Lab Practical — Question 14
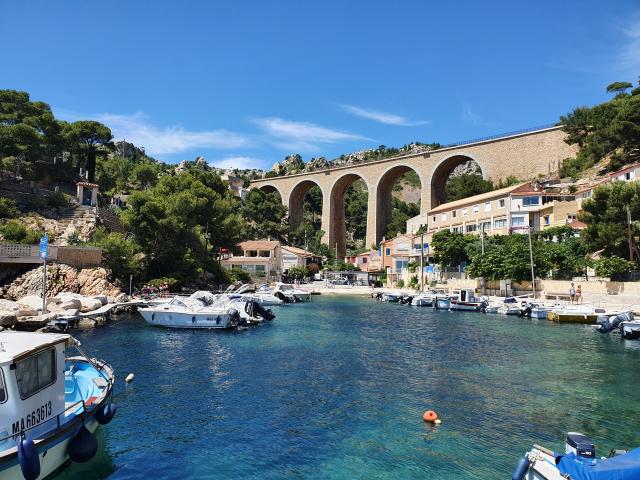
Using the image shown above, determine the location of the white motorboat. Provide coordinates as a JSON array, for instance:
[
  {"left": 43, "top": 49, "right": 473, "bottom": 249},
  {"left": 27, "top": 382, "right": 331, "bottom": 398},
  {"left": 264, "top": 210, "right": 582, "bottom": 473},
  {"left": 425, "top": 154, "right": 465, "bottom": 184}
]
[
  {"left": 530, "top": 303, "right": 564, "bottom": 319},
  {"left": 272, "top": 283, "right": 311, "bottom": 303},
  {"left": 0, "top": 332, "right": 116, "bottom": 480},
  {"left": 382, "top": 292, "right": 403, "bottom": 303},
  {"left": 433, "top": 295, "right": 451, "bottom": 310},
  {"left": 621, "top": 320, "right": 640, "bottom": 340},
  {"left": 512, "top": 432, "right": 640, "bottom": 480},
  {"left": 411, "top": 289, "right": 448, "bottom": 307},
  {"left": 449, "top": 289, "right": 482, "bottom": 311},
  {"left": 235, "top": 284, "right": 284, "bottom": 306},
  {"left": 139, "top": 292, "right": 241, "bottom": 329}
]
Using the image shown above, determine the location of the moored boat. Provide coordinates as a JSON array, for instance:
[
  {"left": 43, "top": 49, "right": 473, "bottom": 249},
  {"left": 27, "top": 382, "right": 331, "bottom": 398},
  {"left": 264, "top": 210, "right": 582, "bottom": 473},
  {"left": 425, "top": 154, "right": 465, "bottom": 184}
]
[
  {"left": 449, "top": 288, "right": 482, "bottom": 311},
  {"left": 433, "top": 295, "right": 451, "bottom": 310},
  {"left": 272, "top": 283, "right": 311, "bottom": 303},
  {"left": 547, "top": 305, "right": 610, "bottom": 324},
  {"left": 0, "top": 332, "right": 116, "bottom": 480},
  {"left": 139, "top": 292, "right": 241, "bottom": 329},
  {"left": 512, "top": 432, "right": 640, "bottom": 480},
  {"left": 620, "top": 319, "right": 640, "bottom": 340}
]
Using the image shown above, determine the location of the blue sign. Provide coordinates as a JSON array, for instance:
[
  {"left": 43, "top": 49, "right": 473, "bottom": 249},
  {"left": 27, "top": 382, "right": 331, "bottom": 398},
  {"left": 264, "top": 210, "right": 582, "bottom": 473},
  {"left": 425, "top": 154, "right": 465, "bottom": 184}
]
[
  {"left": 426, "top": 265, "right": 434, "bottom": 273},
  {"left": 39, "top": 235, "right": 49, "bottom": 259}
]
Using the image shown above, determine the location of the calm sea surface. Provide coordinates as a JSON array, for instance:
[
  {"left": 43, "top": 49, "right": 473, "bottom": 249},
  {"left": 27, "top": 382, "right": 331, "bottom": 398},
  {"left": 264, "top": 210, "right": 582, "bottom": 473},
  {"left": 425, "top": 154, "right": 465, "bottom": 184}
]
[{"left": 56, "top": 296, "right": 640, "bottom": 479}]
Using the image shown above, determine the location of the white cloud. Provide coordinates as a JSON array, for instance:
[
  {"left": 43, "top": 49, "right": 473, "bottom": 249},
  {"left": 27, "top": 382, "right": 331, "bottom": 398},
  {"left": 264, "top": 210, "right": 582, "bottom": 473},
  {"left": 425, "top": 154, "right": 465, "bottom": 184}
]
[
  {"left": 339, "top": 104, "right": 429, "bottom": 126},
  {"left": 57, "top": 110, "right": 250, "bottom": 156},
  {"left": 209, "top": 156, "right": 267, "bottom": 170},
  {"left": 252, "top": 117, "right": 371, "bottom": 152},
  {"left": 617, "top": 15, "right": 640, "bottom": 74}
]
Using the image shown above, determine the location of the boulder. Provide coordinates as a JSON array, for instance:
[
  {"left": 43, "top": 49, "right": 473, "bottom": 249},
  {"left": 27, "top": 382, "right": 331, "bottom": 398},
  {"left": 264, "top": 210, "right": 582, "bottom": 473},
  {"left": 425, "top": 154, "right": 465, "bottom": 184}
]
[
  {"left": 0, "top": 311, "right": 17, "bottom": 327},
  {"left": 17, "top": 295, "right": 45, "bottom": 311},
  {"left": 16, "top": 308, "right": 39, "bottom": 318},
  {"left": 0, "top": 300, "right": 20, "bottom": 313},
  {"left": 92, "top": 295, "right": 108, "bottom": 306},
  {"left": 17, "top": 312, "right": 58, "bottom": 330}
]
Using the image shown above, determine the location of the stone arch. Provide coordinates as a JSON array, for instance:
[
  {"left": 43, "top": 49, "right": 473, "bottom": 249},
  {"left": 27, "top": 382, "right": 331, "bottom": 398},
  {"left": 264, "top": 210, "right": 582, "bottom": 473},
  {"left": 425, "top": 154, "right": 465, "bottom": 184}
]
[
  {"left": 288, "top": 179, "right": 323, "bottom": 230},
  {"left": 375, "top": 164, "right": 423, "bottom": 244},
  {"left": 329, "top": 173, "right": 370, "bottom": 259},
  {"left": 257, "top": 183, "right": 283, "bottom": 198},
  {"left": 429, "top": 153, "right": 485, "bottom": 208}
]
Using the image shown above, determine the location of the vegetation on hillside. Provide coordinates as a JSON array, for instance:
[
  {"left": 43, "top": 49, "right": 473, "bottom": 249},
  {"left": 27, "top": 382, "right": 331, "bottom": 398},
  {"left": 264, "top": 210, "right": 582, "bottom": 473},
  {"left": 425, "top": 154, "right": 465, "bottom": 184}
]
[{"left": 560, "top": 79, "right": 640, "bottom": 178}]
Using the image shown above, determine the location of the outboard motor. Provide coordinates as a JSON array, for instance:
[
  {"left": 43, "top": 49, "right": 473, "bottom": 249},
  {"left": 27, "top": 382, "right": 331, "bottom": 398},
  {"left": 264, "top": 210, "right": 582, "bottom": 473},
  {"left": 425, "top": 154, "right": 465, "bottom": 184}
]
[
  {"left": 228, "top": 307, "right": 243, "bottom": 327},
  {"left": 246, "top": 300, "right": 276, "bottom": 321},
  {"left": 479, "top": 299, "right": 489, "bottom": 313},
  {"left": 519, "top": 303, "right": 533, "bottom": 318},
  {"left": 274, "top": 291, "right": 290, "bottom": 303},
  {"left": 565, "top": 432, "right": 596, "bottom": 460},
  {"left": 597, "top": 311, "right": 633, "bottom": 333}
]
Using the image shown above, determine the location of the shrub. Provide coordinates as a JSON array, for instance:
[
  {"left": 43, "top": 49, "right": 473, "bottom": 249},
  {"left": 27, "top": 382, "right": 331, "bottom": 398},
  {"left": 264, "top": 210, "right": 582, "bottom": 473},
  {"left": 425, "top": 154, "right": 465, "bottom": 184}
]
[
  {"left": 396, "top": 279, "right": 405, "bottom": 288},
  {"left": 0, "top": 198, "right": 19, "bottom": 219},
  {"left": 228, "top": 268, "right": 251, "bottom": 283},
  {"left": 46, "top": 191, "right": 70, "bottom": 208},
  {"left": 0, "top": 220, "right": 43, "bottom": 244},
  {"left": 148, "top": 277, "right": 179, "bottom": 289},
  {"left": 595, "top": 256, "right": 634, "bottom": 280},
  {"left": 306, "top": 262, "right": 320, "bottom": 275}
]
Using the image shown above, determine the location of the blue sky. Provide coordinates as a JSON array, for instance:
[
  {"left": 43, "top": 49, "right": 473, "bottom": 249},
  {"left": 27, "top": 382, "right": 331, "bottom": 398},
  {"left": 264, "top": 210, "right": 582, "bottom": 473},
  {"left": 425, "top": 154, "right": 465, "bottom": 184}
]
[{"left": 1, "top": 0, "right": 639, "bottom": 170}]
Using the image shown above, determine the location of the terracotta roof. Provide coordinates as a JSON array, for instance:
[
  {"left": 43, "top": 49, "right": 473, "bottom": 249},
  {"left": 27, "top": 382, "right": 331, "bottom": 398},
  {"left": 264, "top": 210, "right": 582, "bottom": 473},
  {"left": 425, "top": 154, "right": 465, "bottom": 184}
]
[
  {"left": 281, "top": 245, "right": 315, "bottom": 257},
  {"left": 77, "top": 181, "right": 99, "bottom": 188},
  {"left": 608, "top": 162, "right": 640, "bottom": 177},
  {"left": 428, "top": 184, "right": 525, "bottom": 214},
  {"left": 568, "top": 219, "right": 588, "bottom": 229},
  {"left": 238, "top": 240, "right": 279, "bottom": 251}
]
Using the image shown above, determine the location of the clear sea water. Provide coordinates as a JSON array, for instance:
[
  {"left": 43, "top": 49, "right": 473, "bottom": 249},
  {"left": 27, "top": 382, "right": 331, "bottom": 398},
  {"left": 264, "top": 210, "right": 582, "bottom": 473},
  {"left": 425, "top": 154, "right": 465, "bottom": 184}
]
[{"left": 56, "top": 296, "right": 640, "bottom": 479}]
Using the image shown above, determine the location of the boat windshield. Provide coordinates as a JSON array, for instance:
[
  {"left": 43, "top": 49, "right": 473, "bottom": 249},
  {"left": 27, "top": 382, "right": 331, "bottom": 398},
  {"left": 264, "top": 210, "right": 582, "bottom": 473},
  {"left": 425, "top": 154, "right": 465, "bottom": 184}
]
[
  {"left": 15, "top": 348, "right": 56, "bottom": 400},
  {"left": 0, "top": 369, "right": 6, "bottom": 403},
  {"left": 279, "top": 285, "right": 293, "bottom": 291}
]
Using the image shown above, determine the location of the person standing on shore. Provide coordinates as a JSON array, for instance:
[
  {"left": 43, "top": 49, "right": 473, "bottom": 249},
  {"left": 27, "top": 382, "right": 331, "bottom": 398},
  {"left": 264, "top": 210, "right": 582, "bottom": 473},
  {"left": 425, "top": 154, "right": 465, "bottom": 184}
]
[
  {"left": 569, "top": 283, "right": 576, "bottom": 304},
  {"left": 576, "top": 285, "right": 582, "bottom": 304}
]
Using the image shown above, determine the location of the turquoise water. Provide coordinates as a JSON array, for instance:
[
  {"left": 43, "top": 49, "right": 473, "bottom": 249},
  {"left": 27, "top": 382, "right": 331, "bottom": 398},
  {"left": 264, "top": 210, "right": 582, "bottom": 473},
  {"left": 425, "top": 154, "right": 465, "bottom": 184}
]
[{"left": 57, "top": 296, "right": 640, "bottom": 479}]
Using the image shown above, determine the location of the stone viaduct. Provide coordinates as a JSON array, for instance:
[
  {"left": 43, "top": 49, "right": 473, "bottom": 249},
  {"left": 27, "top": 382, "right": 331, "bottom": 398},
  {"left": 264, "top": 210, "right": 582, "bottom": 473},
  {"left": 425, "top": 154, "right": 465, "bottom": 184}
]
[{"left": 250, "top": 126, "right": 578, "bottom": 257}]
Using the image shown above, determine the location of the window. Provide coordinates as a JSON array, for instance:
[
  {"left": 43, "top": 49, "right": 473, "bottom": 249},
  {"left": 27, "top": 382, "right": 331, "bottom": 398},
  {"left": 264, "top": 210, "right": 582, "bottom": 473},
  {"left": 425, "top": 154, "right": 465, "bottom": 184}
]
[
  {"left": 395, "top": 260, "right": 408, "bottom": 271},
  {"left": 385, "top": 248, "right": 391, "bottom": 256},
  {"left": 441, "top": 213, "right": 447, "bottom": 221},
  {"left": 544, "top": 215, "right": 551, "bottom": 225},
  {"left": 511, "top": 216, "right": 525, "bottom": 226},
  {"left": 362, "top": 257, "right": 367, "bottom": 264},
  {"left": 481, "top": 221, "right": 492, "bottom": 231},
  {"left": 462, "top": 208, "right": 468, "bottom": 217},
  {"left": 466, "top": 224, "right": 477, "bottom": 233},
  {"left": 626, "top": 172, "right": 632, "bottom": 180},
  {"left": 15, "top": 348, "right": 56, "bottom": 400},
  {"left": 255, "top": 264, "right": 265, "bottom": 272},
  {"left": 452, "top": 210, "right": 457, "bottom": 218},
  {"left": 472, "top": 205, "right": 479, "bottom": 214},
  {"left": 432, "top": 216, "right": 436, "bottom": 222},
  {"left": 499, "top": 199, "right": 505, "bottom": 208},
  {"left": 484, "top": 202, "right": 491, "bottom": 212},
  {"left": 494, "top": 218, "right": 507, "bottom": 228},
  {"left": 522, "top": 196, "right": 540, "bottom": 206},
  {"left": 0, "top": 370, "right": 5, "bottom": 404}
]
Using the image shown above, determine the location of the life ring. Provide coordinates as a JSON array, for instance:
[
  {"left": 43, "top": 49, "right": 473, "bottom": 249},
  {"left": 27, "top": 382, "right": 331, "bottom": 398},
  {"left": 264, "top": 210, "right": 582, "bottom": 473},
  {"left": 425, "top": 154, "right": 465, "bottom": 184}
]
[{"left": 422, "top": 410, "right": 438, "bottom": 422}]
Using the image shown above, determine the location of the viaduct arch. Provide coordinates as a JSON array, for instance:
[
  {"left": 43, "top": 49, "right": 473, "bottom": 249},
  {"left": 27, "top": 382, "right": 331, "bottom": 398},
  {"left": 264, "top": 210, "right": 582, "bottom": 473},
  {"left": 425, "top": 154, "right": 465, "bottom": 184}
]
[{"left": 250, "top": 126, "right": 578, "bottom": 258}]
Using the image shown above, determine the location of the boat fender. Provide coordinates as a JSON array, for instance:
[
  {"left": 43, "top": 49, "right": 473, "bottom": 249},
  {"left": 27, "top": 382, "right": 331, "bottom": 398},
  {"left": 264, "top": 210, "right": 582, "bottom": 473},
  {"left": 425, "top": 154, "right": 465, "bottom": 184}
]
[
  {"left": 18, "top": 436, "right": 40, "bottom": 480},
  {"left": 422, "top": 410, "right": 438, "bottom": 422},
  {"left": 125, "top": 373, "right": 135, "bottom": 383},
  {"left": 511, "top": 455, "right": 530, "bottom": 480},
  {"left": 96, "top": 402, "right": 117, "bottom": 425},
  {"left": 68, "top": 425, "right": 98, "bottom": 463}
]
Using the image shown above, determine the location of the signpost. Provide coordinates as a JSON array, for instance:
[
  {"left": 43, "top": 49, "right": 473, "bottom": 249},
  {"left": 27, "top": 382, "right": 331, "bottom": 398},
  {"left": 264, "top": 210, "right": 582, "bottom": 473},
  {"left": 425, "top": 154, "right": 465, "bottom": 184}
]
[{"left": 39, "top": 235, "right": 49, "bottom": 313}]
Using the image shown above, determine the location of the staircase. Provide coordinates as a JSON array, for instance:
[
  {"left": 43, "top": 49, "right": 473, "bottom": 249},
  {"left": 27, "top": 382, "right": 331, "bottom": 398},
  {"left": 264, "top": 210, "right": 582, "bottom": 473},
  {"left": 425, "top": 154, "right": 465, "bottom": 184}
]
[
  {"left": 54, "top": 205, "right": 96, "bottom": 244},
  {"left": 96, "top": 207, "right": 127, "bottom": 234}
]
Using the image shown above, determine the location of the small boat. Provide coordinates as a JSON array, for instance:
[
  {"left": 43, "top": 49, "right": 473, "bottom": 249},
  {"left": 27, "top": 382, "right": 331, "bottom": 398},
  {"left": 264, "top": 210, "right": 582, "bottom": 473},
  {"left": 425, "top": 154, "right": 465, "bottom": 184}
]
[
  {"left": 621, "top": 320, "right": 640, "bottom": 340},
  {"left": 433, "top": 295, "right": 451, "bottom": 310},
  {"left": 449, "top": 289, "right": 482, "bottom": 311},
  {"left": 512, "top": 432, "right": 640, "bottom": 480},
  {"left": 530, "top": 303, "right": 563, "bottom": 320},
  {"left": 139, "top": 292, "right": 241, "bottom": 329},
  {"left": 411, "top": 292, "right": 434, "bottom": 307},
  {"left": 547, "top": 305, "right": 611, "bottom": 324},
  {"left": 596, "top": 311, "right": 634, "bottom": 335},
  {"left": 0, "top": 332, "right": 115, "bottom": 480},
  {"left": 382, "top": 292, "right": 403, "bottom": 303},
  {"left": 272, "top": 283, "right": 311, "bottom": 303},
  {"left": 236, "top": 284, "right": 284, "bottom": 306}
]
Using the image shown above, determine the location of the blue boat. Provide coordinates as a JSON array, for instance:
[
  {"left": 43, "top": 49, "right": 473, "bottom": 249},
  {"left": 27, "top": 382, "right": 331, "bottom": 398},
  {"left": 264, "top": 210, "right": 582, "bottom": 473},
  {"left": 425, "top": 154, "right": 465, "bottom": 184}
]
[
  {"left": 0, "top": 332, "right": 116, "bottom": 480},
  {"left": 512, "top": 432, "right": 640, "bottom": 480}
]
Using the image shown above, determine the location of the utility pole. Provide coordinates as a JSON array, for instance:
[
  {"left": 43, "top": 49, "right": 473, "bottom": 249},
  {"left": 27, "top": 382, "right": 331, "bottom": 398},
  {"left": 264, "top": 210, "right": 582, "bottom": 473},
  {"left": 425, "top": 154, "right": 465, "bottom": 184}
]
[
  {"left": 527, "top": 226, "right": 536, "bottom": 299},
  {"left": 481, "top": 224, "right": 485, "bottom": 255},
  {"left": 419, "top": 233, "right": 424, "bottom": 292},
  {"left": 202, "top": 222, "right": 210, "bottom": 288},
  {"left": 627, "top": 206, "right": 634, "bottom": 262}
]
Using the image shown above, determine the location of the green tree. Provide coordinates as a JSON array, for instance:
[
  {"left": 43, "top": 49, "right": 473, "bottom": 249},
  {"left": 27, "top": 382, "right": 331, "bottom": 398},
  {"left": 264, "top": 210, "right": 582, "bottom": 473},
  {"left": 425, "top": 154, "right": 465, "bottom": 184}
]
[
  {"left": 0, "top": 198, "right": 19, "bottom": 219},
  {"left": 63, "top": 120, "right": 113, "bottom": 182},
  {"left": 445, "top": 174, "right": 493, "bottom": 202},
  {"left": 579, "top": 181, "right": 640, "bottom": 258},
  {"left": 242, "top": 189, "right": 288, "bottom": 242},
  {"left": 431, "top": 230, "right": 475, "bottom": 268},
  {"left": 594, "top": 255, "right": 634, "bottom": 279},
  {"left": 131, "top": 162, "right": 160, "bottom": 190},
  {"left": 606, "top": 81, "right": 634, "bottom": 96},
  {"left": 90, "top": 227, "right": 143, "bottom": 283}
]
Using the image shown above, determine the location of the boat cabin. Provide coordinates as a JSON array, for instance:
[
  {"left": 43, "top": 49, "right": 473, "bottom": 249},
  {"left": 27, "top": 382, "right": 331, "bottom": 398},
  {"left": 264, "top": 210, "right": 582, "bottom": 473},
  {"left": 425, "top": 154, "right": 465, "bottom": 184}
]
[
  {"left": 0, "top": 333, "right": 70, "bottom": 447},
  {"left": 453, "top": 288, "right": 478, "bottom": 302}
]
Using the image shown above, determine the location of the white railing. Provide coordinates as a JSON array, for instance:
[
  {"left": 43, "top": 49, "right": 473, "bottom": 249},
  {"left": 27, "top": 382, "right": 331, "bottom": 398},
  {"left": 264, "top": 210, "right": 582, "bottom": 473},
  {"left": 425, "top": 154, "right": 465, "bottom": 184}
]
[{"left": 0, "top": 243, "right": 59, "bottom": 260}]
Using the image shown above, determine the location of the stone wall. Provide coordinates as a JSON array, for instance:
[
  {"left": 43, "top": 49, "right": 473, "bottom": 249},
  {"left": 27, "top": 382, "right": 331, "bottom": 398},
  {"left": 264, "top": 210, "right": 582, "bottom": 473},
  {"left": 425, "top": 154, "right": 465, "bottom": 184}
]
[{"left": 55, "top": 246, "right": 102, "bottom": 268}]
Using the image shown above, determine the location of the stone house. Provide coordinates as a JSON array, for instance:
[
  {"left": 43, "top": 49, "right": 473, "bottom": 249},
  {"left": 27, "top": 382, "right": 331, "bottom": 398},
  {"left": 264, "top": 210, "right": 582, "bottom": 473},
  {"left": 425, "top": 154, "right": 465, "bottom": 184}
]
[{"left": 221, "top": 240, "right": 282, "bottom": 281}]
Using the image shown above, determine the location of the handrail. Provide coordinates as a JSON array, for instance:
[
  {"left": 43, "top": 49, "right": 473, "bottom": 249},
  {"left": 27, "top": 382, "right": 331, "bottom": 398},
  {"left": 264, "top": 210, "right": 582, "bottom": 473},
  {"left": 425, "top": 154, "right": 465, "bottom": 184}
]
[{"left": 441, "top": 123, "right": 558, "bottom": 148}]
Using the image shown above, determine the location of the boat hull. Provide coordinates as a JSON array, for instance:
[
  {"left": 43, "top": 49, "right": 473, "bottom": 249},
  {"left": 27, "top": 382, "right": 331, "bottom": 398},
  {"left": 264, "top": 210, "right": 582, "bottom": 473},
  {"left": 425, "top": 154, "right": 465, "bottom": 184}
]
[
  {"left": 621, "top": 321, "right": 640, "bottom": 340},
  {"left": 0, "top": 418, "right": 99, "bottom": 480},
  {"left": 139, "top": 309, "right": 234, "bottom": 329},
  {"left": 411, "top": 297, "right": 433, "bottom": 307},
  {"left": 434, "top": 298, "right": 451, "bottom": 310},
  {"left": 450, "top": 301, "right": 480, "bottom": 311},
  {"left": 547, "top": 311, "right": 599, "bottom": 324}
]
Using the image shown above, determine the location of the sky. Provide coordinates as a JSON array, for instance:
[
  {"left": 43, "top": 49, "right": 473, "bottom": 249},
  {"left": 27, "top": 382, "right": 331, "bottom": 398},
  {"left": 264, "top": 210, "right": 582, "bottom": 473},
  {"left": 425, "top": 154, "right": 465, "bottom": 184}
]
[{"left": 1, "top": 0, "right": 639, "bottom": 170}]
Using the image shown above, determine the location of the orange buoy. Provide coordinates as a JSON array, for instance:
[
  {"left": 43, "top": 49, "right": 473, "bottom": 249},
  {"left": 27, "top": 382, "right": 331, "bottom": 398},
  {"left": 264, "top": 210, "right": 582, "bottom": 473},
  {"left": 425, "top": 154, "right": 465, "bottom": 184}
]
[{"left": 422, "top": 410, "right": 438, "bottom": 422}]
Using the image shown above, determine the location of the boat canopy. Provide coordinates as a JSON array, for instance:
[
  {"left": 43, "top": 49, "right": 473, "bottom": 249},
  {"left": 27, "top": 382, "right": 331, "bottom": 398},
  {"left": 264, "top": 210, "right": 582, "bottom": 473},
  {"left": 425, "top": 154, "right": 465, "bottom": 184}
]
[
  {"left": 556, "top": 448, "right": 640, "bottom": 480},
  {"left": 0, "top": 332, "right": 73, "bottom": 365}
]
